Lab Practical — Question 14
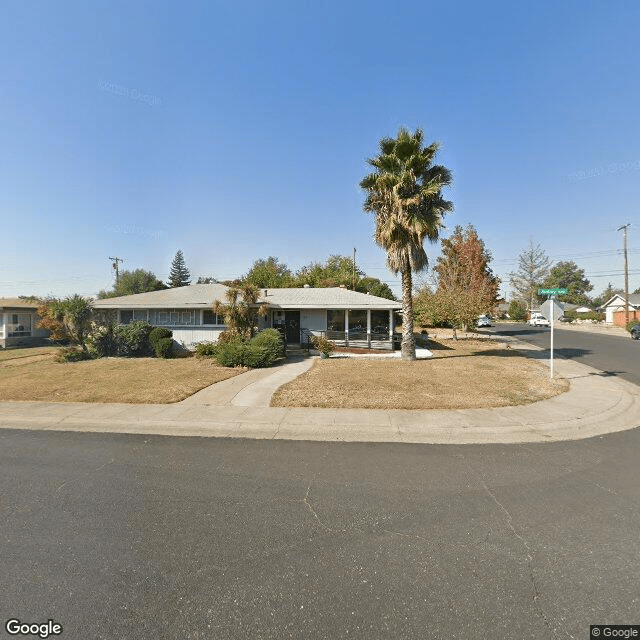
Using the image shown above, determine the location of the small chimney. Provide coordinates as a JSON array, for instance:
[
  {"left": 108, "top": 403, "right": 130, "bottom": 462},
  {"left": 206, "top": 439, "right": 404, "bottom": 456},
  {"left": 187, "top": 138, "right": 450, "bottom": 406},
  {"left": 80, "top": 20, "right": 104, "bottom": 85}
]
[{"left": 264, "top": 289, "right": 268, "bottom": 297}]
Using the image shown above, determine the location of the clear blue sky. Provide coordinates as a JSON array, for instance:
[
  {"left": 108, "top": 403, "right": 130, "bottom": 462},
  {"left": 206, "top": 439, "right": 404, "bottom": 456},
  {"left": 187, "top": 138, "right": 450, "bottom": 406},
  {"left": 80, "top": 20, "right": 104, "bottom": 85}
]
[{"left": 2, "top": 0, "right": 639, "bottom": 299}]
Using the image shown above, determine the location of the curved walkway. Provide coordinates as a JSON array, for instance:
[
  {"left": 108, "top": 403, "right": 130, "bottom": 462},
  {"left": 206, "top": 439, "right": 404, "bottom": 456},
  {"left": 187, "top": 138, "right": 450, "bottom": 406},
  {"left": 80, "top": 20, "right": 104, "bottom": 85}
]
[{"left": 1, "top": 341, "right": 639, "bottom": 443}]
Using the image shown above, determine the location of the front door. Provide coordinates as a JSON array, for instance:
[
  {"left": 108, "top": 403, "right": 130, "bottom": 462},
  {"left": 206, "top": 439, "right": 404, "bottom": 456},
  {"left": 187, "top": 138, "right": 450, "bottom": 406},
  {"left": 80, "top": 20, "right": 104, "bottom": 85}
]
[{"left": 284, "top": 310, "right": 300, "bottom": 344}]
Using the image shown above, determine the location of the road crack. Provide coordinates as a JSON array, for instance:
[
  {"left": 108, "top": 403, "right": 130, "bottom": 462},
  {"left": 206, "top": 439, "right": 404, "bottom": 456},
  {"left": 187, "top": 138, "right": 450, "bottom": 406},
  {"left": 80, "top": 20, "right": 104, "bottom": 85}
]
[{"left": 303, "top": 484, "right": 336, "bottom": 533}]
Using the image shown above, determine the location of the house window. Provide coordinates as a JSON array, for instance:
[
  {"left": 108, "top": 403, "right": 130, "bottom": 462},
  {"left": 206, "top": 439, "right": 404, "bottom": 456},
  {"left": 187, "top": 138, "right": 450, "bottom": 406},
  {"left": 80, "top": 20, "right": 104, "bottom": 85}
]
[
  {"left": 326, "top": 310, "right": 345, "bottom": 332},
  {"left": 120, "top": 310, "right": 133, "bottom": 324},
  {"left": 348, "top": 310, "right": 367, "bottom": 337},
  {"left": 132, "top": 309, "right": 148, "bottom": 322},
  {"left": 7, "top": 313, "right": 32, "bottom": 337},
  {"left": 203, "top": 310, "right": 225, "bottom": 325},
  {"left": 371, "top": 310, "right": 390, "bottom": 337}
]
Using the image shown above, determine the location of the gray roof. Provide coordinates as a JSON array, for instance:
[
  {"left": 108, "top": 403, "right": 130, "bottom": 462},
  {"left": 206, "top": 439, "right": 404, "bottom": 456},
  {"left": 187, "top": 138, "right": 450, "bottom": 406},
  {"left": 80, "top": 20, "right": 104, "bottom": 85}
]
[
  {"left": 260, "top": 287, "right": 400, "bottom": 309},
  {"left": 93, "top": 284, "right": 230, "bottom": 308},
  {"left": 0, "top": 297, "right": 40, "bottom": 310},
  {"left": 93, "top": 284, "right": 401, "bottom": 310}
]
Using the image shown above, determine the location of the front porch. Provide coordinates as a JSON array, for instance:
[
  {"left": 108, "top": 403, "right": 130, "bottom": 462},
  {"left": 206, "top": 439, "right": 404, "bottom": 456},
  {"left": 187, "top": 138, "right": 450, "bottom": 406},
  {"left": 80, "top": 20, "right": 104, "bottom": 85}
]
[{"left": 272, "top": 308, "right": 398, "bottom": 351}]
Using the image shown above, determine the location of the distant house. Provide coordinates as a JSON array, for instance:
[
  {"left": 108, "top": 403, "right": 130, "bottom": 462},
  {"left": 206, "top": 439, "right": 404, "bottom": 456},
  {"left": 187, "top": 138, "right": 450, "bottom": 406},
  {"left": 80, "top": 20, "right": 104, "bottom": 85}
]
[
  {"left": 600, "top": 293, "right": 640, "bottom": 326},
  {"left": 0, "top": 298, "right": 49, "bottom": 348},
  {"left": 93, "top": 283, "right": 402, "bottom": 350}
]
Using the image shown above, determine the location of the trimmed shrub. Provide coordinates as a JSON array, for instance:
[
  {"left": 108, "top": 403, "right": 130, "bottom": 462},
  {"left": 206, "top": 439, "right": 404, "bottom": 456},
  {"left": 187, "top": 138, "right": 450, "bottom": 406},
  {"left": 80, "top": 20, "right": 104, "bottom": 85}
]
[
  {"left": 251, "top": 328, "right": 284, "bottom": 363},
  {"left": 149, "top": 327, "right": 172, "bottom": 346},
  {"left": 213, "top": 341, "right": 248, "bottom": 367},
  {"left": 195, "top": 341, "right": 219, "bottom": 357},
  {"left": 149, "top": 327, "right": 173, "bottom": 358},
  {"left": 88, "top": 323, "right": 118, "bottom": 357},
  {"left": 55, "top": 346, "right": 92, "bottom": 363},
  {"left": 154, "top": 337, "right": 174, "bottom": 358},
  {"left": 113, "top": 321, "right": 153, "bottom": 357}
]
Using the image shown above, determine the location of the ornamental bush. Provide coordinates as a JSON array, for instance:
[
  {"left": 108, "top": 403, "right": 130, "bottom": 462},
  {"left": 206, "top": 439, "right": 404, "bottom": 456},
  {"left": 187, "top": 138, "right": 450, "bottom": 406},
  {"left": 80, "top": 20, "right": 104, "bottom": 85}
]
[
  {"left": 88, "top": 323, "right": 118, "bottom": 357},
  {"left": 55, "top": 346, "right": 92, "bottom": 363},
  {"left": 211, "top": 329, "right": 283, "bottom": 367},
  {"left": 149, "top": 327, "right": 173, "bottom": 358},
  {"left": 311, "top": 334, "right": 335, "bottom": 357},
  {"left": 154, "top": 337, "right": 174, "bottom": 359},
  {"left": 113, "top": 321, "right": 153, "bottom": 357},
  {"left": 149, "top": 326, "right": 172, "bottom": 346},
  {"left": 626, "top": 320, "right": 640, "bottom": 333},
  {"left": 251, "top": 328, "right": 284, "bottom": 363},
  {"left": 213, "top": 341, "right": 248, "bottom": 367},
  {"left": 195, "top": 341, "right": 219, "bottom": 357}
]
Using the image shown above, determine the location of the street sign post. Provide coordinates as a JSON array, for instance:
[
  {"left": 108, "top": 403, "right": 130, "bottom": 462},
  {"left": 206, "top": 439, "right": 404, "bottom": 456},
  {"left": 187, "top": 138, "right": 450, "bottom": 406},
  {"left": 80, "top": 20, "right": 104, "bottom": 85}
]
[
  {"left": 540, "top": 298, "right": 564, "bottom": 379},
  {"left": 538, "top": 288, "right": 568, "bottom": 296}
]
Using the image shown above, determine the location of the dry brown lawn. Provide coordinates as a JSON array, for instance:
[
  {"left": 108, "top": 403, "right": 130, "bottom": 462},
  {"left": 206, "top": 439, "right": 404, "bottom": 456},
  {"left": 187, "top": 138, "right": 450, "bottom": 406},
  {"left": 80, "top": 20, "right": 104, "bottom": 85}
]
[
  {"left": 0, "top": 346, "right": 59, "bottom": 362},
  {"left": 272, "top": 337, "right": 568, "bottom": 410},
  {"left": 0, "top": 351, "right": 246, "bottom": 403}
]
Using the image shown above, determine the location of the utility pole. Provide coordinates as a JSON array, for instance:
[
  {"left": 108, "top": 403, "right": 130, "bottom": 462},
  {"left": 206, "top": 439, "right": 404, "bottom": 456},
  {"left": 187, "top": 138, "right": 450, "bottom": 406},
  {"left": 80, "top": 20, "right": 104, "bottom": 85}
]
[
  {"left": 109, "top": 256, "right": 123, "bottom": 285},
  {"left": 617, "top": 224, "right": 631, "bottom": 326}
]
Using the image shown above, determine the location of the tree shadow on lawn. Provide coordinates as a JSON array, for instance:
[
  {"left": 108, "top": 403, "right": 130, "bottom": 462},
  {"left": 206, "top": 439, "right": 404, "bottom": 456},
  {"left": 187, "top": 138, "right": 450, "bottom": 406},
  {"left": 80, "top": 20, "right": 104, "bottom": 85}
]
[{"left": 428, "top": 346, "right": 594, "bottom": 361}]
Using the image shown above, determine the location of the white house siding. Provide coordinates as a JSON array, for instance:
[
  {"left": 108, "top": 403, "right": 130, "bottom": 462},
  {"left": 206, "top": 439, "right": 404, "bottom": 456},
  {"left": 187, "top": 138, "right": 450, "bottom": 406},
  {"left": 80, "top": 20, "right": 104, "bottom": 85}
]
[
  {"left": 300, "top": 309, "right": 326, "bottom": 335},
  {"left": 171, "top": 327, "right": 226, "bottom": 349}
]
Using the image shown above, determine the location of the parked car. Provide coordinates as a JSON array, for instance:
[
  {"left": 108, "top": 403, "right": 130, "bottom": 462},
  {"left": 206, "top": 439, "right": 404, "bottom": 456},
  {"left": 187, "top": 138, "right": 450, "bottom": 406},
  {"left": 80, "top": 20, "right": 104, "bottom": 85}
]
[
  {"left": 476, "top": 315, "right": 492, "bottom": 327},
  {"left": 529, "top": 313, "right": 550, "bottom": 327},
  {"left": 631, "top": 325, "right": 640, "bottom": 340}
]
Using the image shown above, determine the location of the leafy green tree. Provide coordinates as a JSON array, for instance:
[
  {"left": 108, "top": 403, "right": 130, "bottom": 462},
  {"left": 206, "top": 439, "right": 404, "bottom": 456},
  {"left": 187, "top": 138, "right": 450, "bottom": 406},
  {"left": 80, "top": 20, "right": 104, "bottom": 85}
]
[
  {"left": 294, "top": 255, "right": 366, "bottom": 288},
  {"left": 360, "top": 127, "right": 453, "bottom": 359},
  {"left": 244, "top": 257, "right": 294, "bottom": 288},
  {"left": 508, "top": 300, "right": 528, "bottom": 321},
  {"left": 509, "top": 240, "right": 550, "bottom": 311},
  {"left": 169, "top": 250, "right": 191, "bottom": 287},
  {"left": 591, "top": 282, "right": 623, "bottom": 307},
  {"left": 542, "top": 260, "right": 593, "bottom": 305},
  {"left": 98, "top": 269, "right": 167, "bottom": 298},
  {"left": 357, "top": 277, "right": 395, "bottom": 300},
  {"left": 196, "top": 276, "right": 217, "bottom": 284},
  {"left": 37, "top": 295, "right": 94, "bottom": 354}
]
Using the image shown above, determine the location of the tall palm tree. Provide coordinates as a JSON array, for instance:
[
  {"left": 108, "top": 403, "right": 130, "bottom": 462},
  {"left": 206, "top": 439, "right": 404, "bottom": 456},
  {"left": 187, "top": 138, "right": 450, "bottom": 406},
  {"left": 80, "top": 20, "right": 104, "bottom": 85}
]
[{"left": 360, "top": 127, "right": 453, "bottom": 360}]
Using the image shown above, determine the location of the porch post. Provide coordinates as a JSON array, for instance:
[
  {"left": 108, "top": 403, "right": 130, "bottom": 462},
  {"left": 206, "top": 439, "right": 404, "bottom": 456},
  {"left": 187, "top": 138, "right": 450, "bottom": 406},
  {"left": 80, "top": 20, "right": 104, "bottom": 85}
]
[
  {"left": 345, "top": 309, "right": 349, "bottom": 346},
  {"left": 389, "top": 309, "right": 393, "bottom": 346},
  {"left": 367, "top": 309, "right": 371, "bottom": 348}
]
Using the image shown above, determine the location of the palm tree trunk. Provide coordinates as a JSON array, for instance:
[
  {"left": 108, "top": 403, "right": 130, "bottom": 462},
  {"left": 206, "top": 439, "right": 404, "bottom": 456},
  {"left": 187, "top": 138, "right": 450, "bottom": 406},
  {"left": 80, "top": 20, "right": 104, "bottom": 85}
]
[{"left": 401, "top": 268, "right": 417, "bottom": 360}]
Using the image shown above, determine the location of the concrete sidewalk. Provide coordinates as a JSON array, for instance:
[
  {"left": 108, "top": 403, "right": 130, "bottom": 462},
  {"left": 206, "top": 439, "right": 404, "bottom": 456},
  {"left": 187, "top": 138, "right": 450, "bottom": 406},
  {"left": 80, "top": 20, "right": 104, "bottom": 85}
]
[{"left": 1, "top": 342, "right": 639, "bottom": 443}]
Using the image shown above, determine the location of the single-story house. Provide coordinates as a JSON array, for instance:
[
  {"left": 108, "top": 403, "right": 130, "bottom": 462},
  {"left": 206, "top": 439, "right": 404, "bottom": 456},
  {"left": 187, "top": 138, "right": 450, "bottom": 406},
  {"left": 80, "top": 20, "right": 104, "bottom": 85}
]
[
  {"left": 93, "top": 283, "right": 402, "bottom": 350},
  {"left": 600, "top": 293, "right": 640, "bottom": 326},
  {"left": 0, "top": 298, "right": 50, "bottom": 349}
]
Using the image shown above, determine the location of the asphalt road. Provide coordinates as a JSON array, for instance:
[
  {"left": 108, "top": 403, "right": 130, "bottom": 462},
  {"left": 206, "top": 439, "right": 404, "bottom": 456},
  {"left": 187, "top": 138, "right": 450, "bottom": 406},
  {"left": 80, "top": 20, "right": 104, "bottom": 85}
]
[
  {"left": 2, "top": 427, "right": 640, "bottom": 640},
  {"left": 484, "top": 322, "right": 640, "bottom": 387}
]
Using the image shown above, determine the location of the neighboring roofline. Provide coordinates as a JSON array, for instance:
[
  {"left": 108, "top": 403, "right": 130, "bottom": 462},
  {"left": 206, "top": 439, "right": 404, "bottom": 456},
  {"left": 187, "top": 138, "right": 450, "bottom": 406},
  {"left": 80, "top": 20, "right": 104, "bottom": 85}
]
[{"left": 600, "top": 293, "right": 640, "bottom": 309}]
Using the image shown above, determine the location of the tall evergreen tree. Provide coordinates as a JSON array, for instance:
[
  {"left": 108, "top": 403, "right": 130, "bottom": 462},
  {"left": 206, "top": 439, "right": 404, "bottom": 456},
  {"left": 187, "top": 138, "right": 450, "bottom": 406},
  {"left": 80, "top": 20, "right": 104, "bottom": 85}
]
[
  {"left": 360, "top": 127, "right": 453, "bottom": 359},
  {"left": 169, "top": 250, "right": 191, "bottom": 287}
]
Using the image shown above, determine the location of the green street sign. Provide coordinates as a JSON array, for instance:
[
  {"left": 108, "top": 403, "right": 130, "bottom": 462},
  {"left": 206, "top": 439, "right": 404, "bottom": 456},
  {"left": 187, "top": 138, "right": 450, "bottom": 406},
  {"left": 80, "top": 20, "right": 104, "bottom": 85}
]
[{"left": 539, "top": 288, "right": 568, "bottom": 295}]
